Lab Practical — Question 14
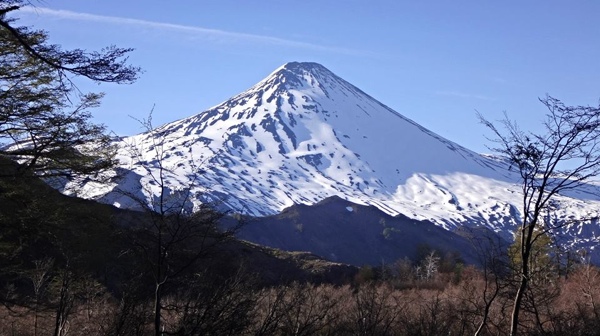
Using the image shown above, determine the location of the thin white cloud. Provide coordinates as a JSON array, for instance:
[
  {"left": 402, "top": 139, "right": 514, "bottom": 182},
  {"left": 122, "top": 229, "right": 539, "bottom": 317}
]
[
  {"left": 490, "top": 77, "right": 508, "bottom": 84},
  {"left": 435, "top": 90, "right": 495, "bottom": 101},
  {"left": 18, "top": 6, "right": 368, "bottom": 56}
]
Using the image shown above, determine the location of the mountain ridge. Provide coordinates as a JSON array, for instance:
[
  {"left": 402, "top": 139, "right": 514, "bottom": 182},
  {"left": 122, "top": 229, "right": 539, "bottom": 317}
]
[
  {"left": 65, "top": 61, "right": 600, "bottom": 263},
  {"left": 237, "top": 195, "right": 481, "bottom": 266}
]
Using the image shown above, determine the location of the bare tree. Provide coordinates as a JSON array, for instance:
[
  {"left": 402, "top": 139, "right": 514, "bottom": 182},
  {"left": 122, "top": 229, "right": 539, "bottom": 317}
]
[
  {"left": 348, "top": 283, "right": 400, "bottom": 335},
  {"left": 416, "top": 250, "right": 440, "bottom": 281},
  {"left": 250, "top": 285, "right": 289, "bottom": 336},
  {"left": 571, "top": 256, "right": 600, "bottom": 322},
  {"left": 50, "top": 260, "right": 75, "bottom": 336},
  {"left": 277, "top": 283, "right": 342, "bottom": 336},
  {"left": 479, "top": 96, "right": 600, "bottom": 336},
  {"left": 117, "top": 113, "right": 240, "bottom": 336},
  {"left": 463, "top": 229, "right": 511, "bottom": 336},
  {"left": 28, "top": 257, "right": 54, "bottom": 336},
  {"left": 169, "top": 266, "right": 257, "bottom": 335}
]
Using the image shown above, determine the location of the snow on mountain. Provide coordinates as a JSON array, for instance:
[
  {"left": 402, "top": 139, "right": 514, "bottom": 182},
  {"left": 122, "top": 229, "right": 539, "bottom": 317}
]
[{"left": 68, "top": 61, "right": 600, "bottom": 256}]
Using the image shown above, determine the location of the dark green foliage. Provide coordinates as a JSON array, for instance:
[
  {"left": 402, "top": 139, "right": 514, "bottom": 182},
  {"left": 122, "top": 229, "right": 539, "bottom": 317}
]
[
  {"left": 0, "top": 158, "right": 126, "bottom": 299},
  {"left": 0, "top": 1, "right": 140, "bottom": 178}
]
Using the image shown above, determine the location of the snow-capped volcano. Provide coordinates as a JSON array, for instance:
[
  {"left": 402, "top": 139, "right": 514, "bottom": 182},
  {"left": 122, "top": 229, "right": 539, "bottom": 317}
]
[{"left": 71, "top": 62, "right": 600, "bottom": 255}]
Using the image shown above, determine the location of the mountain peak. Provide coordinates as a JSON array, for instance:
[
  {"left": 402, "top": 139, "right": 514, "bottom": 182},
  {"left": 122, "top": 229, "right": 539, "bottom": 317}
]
[
  {"left": 279, "top": 61, "right": 329, "bottom": 73},
  {"left": 70, "top": 61, "right": 600, "bottom": 262},
  {"left": 257, "top": 61, "right": 338, "bottom": 92},
  {"left": 103, "top": 60, "right": 508, "bottom": 220}
]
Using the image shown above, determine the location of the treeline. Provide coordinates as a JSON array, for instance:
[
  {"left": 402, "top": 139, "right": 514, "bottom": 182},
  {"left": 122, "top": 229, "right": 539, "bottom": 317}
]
[{"left": 2, "top": 254, "right": 600, "bottom": 335}]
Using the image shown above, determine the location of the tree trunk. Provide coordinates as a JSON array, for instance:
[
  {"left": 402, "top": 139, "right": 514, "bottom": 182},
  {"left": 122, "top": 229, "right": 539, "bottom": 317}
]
[
  {"left": 53, "top": 271, "right": 71, "bottom": 336},
  {"left": 510, "top": 275, "right": 528, "bottom": 336},
  {"left": 510, "top": 224, "right": 533, "bottom": 336},
  {"left": 154, "top": 283, "right": 162, "bottom": 336},
  {"left": 33, "top": 305, "right": 38, "bottom": 336},
  {"left": 475, "top": 300, "right": 492, "bottom": 336}
]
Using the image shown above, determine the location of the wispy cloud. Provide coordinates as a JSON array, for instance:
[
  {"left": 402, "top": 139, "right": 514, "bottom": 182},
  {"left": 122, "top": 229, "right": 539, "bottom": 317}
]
[
  {"left": 18, "top": 6, "right": 368, "bottom": 56},
  {"left": 490, "top": 77, "right": 508, "bottom": 84},
  {"left": 435, "top": 90, "right": 495, "bottom": 101}
]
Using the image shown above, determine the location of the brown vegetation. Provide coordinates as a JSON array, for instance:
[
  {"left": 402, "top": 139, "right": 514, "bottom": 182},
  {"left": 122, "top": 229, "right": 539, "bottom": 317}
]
[{"left": 3, "top": 260, "right": 600, "bottom": 335}]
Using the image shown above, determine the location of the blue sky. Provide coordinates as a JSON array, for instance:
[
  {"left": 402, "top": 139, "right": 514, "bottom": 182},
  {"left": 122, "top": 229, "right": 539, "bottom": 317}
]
[{"left": 13, "top": 1, "right": 600, "bottom": 154}]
